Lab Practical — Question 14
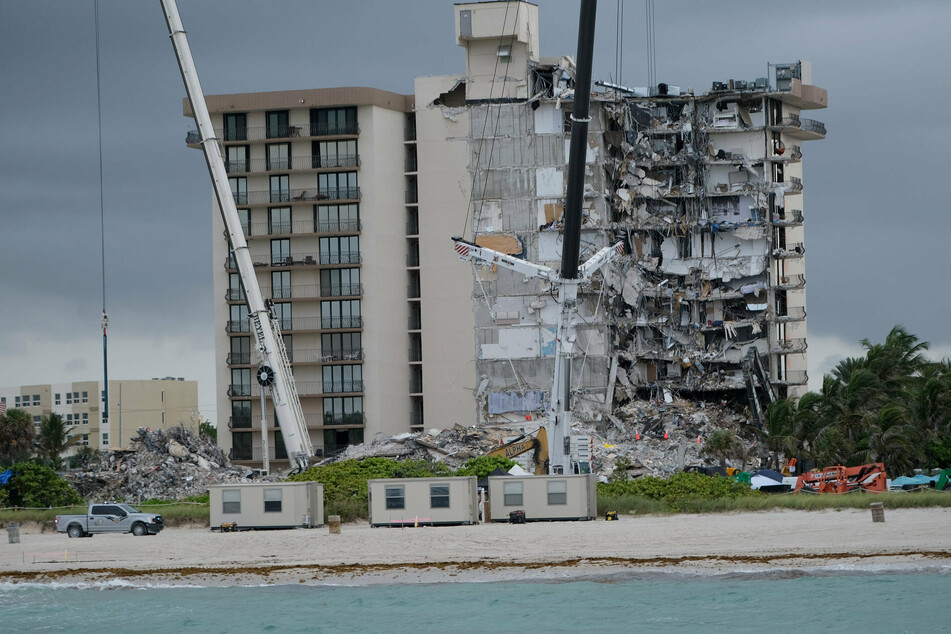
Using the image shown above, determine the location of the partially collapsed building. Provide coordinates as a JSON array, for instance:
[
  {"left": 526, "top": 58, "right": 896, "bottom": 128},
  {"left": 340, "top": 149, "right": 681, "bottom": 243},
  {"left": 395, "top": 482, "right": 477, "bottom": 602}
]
[
  {"left": 193, "top": 0, "right": 827, "bottom": 468},
  {"left": 436, "top": 1, "right": 826, "bottom": 427}
]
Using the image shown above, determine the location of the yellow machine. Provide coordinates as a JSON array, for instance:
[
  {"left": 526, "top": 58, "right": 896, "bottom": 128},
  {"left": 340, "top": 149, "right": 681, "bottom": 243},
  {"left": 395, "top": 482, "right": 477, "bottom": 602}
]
[{"left": 486, "top": 427, "right": 550, "bottom": 475}]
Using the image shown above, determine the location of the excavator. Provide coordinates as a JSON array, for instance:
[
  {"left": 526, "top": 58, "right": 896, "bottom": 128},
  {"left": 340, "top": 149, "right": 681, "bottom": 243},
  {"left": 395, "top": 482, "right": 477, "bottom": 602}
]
[
  {"left": 795, "top": 463, "right": 888, "bottom": 494},
  {"left": 485, "top": 428, "right": 550, "bottom": 475}
]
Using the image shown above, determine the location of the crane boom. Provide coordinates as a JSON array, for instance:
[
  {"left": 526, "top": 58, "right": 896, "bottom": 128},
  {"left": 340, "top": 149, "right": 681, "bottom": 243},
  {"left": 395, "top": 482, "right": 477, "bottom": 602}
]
[{"left": 160, "top": 0, "right": 313, "bottom": 472}]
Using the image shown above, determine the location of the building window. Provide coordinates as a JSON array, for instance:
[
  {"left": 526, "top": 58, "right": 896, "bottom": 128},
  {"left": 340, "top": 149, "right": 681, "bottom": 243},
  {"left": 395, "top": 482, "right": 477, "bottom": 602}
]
[
  {"left": 55, "top": 393, "right": 61, "bottom": 405},
  {"left": 430, "top": 484, "right": 450, "bottom": 509},
  {"left": 385, "top": 485, "right": 405, "bottom": 510},
  {"left": 81, "top": 434, "right": 89, "bottom": 446},
  {"left": 229, "top": 177, "right": 248, "bottom": 204},
  {"left": 320, "top": 268, "right": 360, "bottom": 297},
  {"left": 271, "top": 238, "right": 291, "bottom": 266},
  {"left": 271, "top": 271, "right": 291, "bottom": 299},
  {"left": 269, "top": 207, "right": 292, "bottom": 234},
  {"left": 316, "top": 203, "right": 359, "bottom": 232},
  {"left": 315, "top": 139, "right": 357, "bottom": 168},
  {"left": 230, "top": 337, "right": 251, "bottom": 366},
  {"left": 267, "top": 143, "right": 290, "bottom": 171},
  {"left": 320, "top": 299, "right": 361, "bottom": 329},
  {"left": 33, "top": 416, "right": 41, "bottom": 426},
  {"left": 223, "top": 113, "right": 247, "bottom": 141},
  {"left": 237, "top": 208, "right": 251, "bottom": 236},
  {"left": 230, "top": 304, "right": 250, "bottom": 333},
  {"left": 319, "top": 236, "right": 360, "bottom": 265},
  {"left": 102, "top": 433, "right": 109, "bottom": 446},
  {"left": 547, "top": 480, "right": 568, "bottom": 505},
  {"left": 503, "top": 481, "right": 523, "bottom": 506},
  {"left": 222, "top": 489, "right": 241, "bottom": 514},
  {"left": 231, "top": 369, "right": 251, "bottom": 397},
  {"left": 317, "top": 172, "right": 357, "bottom": 200},
  {"left": 226, "top": 145, "right": 249, "bottom": 172},
  {"left": 263, "top": 488, "right": 282, "bottom": 513},
  {"left": 232, "top": 432, "right": 252, "bottom": 460},
  {"left": 81, "top": 391, "right": 88, "bottom": 403},
  {"left": 82, "top": 413, "right": 88, "bottom": 425},
  {"left": 231, "top": 400, "right": 252, "bottom": 429},
  {"left": 33, "top": 394, "right": 41, "bottom": 406},
  {"left": 15, "top": 396, "right": 20, "bottom": 407},
  {"left": 322, "top": 332, "right": 361, "bottom": 361},
  {"left": 323, "top": 396, "right": 363, "bottom": 425},
  {"left": 273, "top": 302, "right": 292, "bottom": 331},
  {"left": 311, "top": 106, "right": 357, "bottom": 136},
  {"left": 269, "top": 175, "right": 289, "bottom": 203},
  {"left": 266, "top": 110, "right": 289, "bottom": 138},
  {"left": 322, "top": 364, "right": 362, "bottom": 393},
  {"left": 162, "top": 411, "right": 166, "bottom": 425},
  {"left": 66, "top": 414, "right": 73, "bottom": 424}
]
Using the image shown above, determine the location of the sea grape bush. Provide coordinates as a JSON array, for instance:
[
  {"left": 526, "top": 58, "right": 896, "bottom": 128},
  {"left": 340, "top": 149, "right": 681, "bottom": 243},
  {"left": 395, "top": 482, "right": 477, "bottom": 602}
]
[{"left": 597, "top": 471, "right": 759, "bottom": 511}]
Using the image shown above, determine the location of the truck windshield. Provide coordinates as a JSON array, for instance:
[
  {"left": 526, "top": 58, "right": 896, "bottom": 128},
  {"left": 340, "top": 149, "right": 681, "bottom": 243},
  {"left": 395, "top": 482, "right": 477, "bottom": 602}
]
[{"left": 117, "top": 504, "right": 139, "bottom": 514}]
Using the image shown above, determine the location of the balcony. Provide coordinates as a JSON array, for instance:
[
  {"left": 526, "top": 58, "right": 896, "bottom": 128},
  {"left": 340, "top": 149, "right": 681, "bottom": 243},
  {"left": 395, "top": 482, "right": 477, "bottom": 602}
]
[
  {"left": 771, "top": 209, "right": 803, "bottom": 226},
  {"left": 769, "top": 145, "right": 802, "bottom": 162},
  {"left": 409, "top": 411, "right": 423, "bottom": 428},
  {"left": 772, "top": 243, "right": 804, "bottom": 259},
  {"left": 405, "top": 189, "right": 418, "bottom": 204},
  {"left": 316, "top": 219, "right": 361, "bottom": 233},
  {"left": 772, "top": 115, "right": 826, "bottom": 140},
  {"left": 223, "top": 154, "right": 361, "bottom": 174},
  {"left": 776, "top": 338, "right": 808, "bottom": 352},
  {"left": 409, "top": 380, "right": 423, "bottom": 394},
  {"left": 777, "top": 274, "right": 805, "bottom": 289},
  {"left": 243, "top": 187, "right": 361, "bottom": 205},
  {"left": 776, "top": 305, "right": 807, "bottom": 321},
  {"left": 225, "top": 289, "right": 246, "bottom": 301},
  {"left": 317, "top": 413, "right": 366, "bottom": 427},
  {"left": 319, "top": 348, "right": 364, "bottom": 362},
  {"left": 185, "top": 130, "right": 201, "bottom": 144},
  {"left": 774, "top": 369, "right": 808, "bottom": 385},
  {"left": 782, "top": 177, "right": 803, "bottom": 193},
  {"left": 230, "top": 446, "right": 291, "bottom": 463},
  {"left": 404, "top": 157, "right": 418, "bottom": 172}
]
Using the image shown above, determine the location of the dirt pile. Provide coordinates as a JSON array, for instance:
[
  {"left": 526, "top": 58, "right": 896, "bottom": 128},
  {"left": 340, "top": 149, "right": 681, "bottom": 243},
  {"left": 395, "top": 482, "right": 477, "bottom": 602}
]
[{"left": 65, "top": 427, "right": 255, "bottom": 502}]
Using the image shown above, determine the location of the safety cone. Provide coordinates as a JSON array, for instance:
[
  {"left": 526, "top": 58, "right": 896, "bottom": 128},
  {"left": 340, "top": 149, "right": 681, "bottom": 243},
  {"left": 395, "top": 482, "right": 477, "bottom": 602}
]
[
  {"left": 697, "top": 435, "right": 702, "bottom": 444},
  {"left": 635, "top": 431, "right": 640, "bottom": 441},
  {"left": 664, "top": 430, "right": 669, "bottom": 440}
]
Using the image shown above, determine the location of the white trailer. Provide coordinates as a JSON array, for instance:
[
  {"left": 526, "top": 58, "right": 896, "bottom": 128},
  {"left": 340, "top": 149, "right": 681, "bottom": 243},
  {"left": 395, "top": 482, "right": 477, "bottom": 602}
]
[
  {"left": 487, "top": 474, "right": 596, "bottom": 522},
  {"left": 210, "top": 481, "right": 324, "bottom": 530},
  {"left": 368, "top": 477, "right": 479, "bottom": 527}
]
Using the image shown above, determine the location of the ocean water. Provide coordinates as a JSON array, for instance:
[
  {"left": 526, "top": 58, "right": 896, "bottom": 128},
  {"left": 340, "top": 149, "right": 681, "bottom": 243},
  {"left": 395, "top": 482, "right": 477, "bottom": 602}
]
[{"left": 2, "top": 569, "right": 949, "bottom": 633}]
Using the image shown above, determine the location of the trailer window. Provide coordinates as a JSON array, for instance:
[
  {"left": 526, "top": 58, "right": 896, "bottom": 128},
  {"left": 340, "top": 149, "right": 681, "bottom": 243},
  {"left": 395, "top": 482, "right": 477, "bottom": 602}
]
[
  {"left": 222, "top": 489, "right": 241, "bottom": 514},
  {"left": 503, "top": 481, "right": 523, "bottom": 506},
  {"left": 264, "top": 488, "right": 282, "bottom": 513},
  {"left": 430, "top": 484, "right": 450, "bottom": 509},
  {"left": 547, "top": 480, "right": 567, "bottom": 505},
  {"left": 385, "top": 485, "right": 405, "bottom": 509}
]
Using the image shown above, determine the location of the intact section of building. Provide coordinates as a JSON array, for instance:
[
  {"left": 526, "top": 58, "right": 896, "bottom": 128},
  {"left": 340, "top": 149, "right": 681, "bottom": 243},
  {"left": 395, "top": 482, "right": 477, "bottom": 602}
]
[
  {"left": 187, "top": 87, "right": 479, "bottom": 470},
  {"left": 0, "top": 378, "right": 198, "bottom": 451},
  {"left": 440, "top": 2, "right": 826, "bottom": 428}
]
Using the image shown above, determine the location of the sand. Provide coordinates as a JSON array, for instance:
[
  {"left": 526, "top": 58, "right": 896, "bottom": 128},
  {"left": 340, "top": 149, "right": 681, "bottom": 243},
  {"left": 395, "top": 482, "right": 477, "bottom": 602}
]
[{"left": 1, "top": 508, "right": 949, "bottom": 586}]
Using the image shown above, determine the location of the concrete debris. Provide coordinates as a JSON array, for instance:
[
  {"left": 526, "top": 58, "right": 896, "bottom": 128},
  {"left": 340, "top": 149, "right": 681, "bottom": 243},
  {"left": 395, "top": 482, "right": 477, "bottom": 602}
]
[
  {"left": 317, "top": 396, "right": 765, "bottom": 481},
  {"left": 64, "top": 427, "right": 257, "bottom": 503}
]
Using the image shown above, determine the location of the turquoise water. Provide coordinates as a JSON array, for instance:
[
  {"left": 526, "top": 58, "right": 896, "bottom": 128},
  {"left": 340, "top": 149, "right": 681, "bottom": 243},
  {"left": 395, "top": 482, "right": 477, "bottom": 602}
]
[{"left": 2, "top": 571, "right": 949, "bottom": 633}]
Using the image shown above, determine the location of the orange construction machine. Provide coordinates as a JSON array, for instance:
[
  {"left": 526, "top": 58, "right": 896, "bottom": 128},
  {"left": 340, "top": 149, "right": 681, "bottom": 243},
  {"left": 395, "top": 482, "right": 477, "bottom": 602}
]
[{"left": 795, "top": 463, "right": 888, "bottom": 494}]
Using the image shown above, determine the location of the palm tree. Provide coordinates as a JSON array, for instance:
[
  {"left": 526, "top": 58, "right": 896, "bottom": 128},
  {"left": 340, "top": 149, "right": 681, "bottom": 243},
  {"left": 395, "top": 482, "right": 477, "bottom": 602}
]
[
  {"left": 0, "top": 409, "right": 35, "bottom": 466},
  {"left": 762, "top": 399, "right": 797, "bottom": 470},
  {"left": 856, "top": 404, "right": 917, "bottom": 476},
  {"left": 861, "top": 325, "right": 929, "bottom": 398},
  {"left": 35, "top": 413, "right": 80, "bottom": 469}
]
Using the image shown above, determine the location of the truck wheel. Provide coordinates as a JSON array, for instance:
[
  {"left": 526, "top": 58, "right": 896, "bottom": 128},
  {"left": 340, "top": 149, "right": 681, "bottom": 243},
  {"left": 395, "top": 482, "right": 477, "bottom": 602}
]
[
  {"left": 132, "top": 522, "right": 148, "bottom": 536},
  {"left": 67, "top": 524, "right": 84, "bottom": 539}
]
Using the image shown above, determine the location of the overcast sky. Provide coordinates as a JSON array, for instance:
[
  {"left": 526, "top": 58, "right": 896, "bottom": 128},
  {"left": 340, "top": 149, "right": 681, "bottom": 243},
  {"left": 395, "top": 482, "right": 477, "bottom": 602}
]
[{"left": 2, "top": 1, "right": 949, "bottom": 425}]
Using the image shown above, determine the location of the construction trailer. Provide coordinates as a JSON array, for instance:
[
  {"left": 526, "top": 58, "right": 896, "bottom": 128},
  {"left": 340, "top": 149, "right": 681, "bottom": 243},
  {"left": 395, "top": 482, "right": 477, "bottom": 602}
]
[
  {"left": 487, "top": 474, "right": 597, "bottom": 522},
  {"left": 368, "top": 477, "right": 479, "bottom": 527},
  {"left": 210, "top": 481, "right": 324, "bottom": 529}
]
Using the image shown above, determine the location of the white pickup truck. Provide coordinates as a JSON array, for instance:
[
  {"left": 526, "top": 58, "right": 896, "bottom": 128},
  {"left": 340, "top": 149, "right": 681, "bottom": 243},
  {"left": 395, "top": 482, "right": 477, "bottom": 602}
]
[{"left": 55, "top": 503, "right": 164, "bottom": 538}]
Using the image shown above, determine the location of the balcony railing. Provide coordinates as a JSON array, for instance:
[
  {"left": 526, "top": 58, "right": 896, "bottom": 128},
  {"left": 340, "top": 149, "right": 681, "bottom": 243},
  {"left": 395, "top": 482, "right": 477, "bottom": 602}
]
[
  {"left": 777, "top": 338, "right": 808, "bottom": 352},
  {"left": 310, "top": 122, "right": 360, "bottom": 137},
  {"left": 319, "top": 283, "right": 363, "bottom": 297},
  {"left": 321, "top": 348, "right": 364, "bottom": 362},
  {"left": 237, "top": 219, "right": 360, "bottom": 236},
  {"left": 778, "top": 114, "right": 801, "bottom": 128},
  {"left": 223, "top": 155, "right": 361, "bottom": 174},
  {"left": 408, "top": 347, "right": 422, "bottom": 362},
  {"left": 318, "top": 413, "right": 366, "bottom": 427},
  {"left": 777, "top": 274, "right": 806, "bottom": 289},
  {"left": 406, "top": 219, "right": 419, "bottom": 235},
  {"left": 185, "top": 130, "right": 201, "bottom": 144},
  {"left": 784, "top": 177, "right": 803, "bottom": 192},
  {"left": 230, "top": 446, "right": 291, "bottom": 462},
  {"left": 214, "top": 123, "right": 360, "bottom": 141},
  {"left": 771, "top": 209, "right": 804, "bottom": 226},
  {"left": 800, "top": 119, "right": 826, "bottom": 136},
  {"left": 319, "top": 251, "right": 362, "bottom": 265},
  {"left": 316, "top": 219, "right": 361, "bottom": 233},
  {"left": 225, "top": 289, "right": 246, "bottom": 301},
  {"left": 226, "top": 320, "right": 250, "bottom": 333},
  {"left": 408, "top": 314, "right": 421, "bottom": 330},
  {"left": 405, "top": 157, "right": 418, "bottom": 172},
  {"left": 777, "top": 305, "right": 807, "bottom": 321},
  {"left": 775, "top": 370, "right": 808, "bottom": 385},
  {"left": 407, "top": 283, "right": 420, "bottom": 299},
  {"left": 228, "top": 384, "right": 252, "bottom": 397},
  {"left": 323, "top": 381, "right": 365, "bottom": 394},
  {"left": 244, "top": 187, "right": 361, "bottom": 205},
  {"left": 409, "top": 411, "right": 423, "bottom": 428},
  {"left": 228, "top": 416, "right": 252, "bottom": 429},
  {"left": 406, "top": 251, "right": 419, "bottom": 267},
  {"left": 405, "top": 189, "right": 418, "bottom": 204},
  {"left": 227, "top": 352, "right": 251, "bottom": 365},
  {"left": 409, "top": 380, "right": 423, "bottom": 394},
  {"left": 773, "top": 243, "right": 804, "bottom": 259},
  {"left": 321, "top": 316, "right": 363, "bottom": 329}
]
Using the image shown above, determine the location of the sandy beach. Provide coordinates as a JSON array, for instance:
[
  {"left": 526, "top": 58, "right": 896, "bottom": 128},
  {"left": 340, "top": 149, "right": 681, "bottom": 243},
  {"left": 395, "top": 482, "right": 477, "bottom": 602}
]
[{"left": 1, "top": 508, "right": 949, "bottom": 586}]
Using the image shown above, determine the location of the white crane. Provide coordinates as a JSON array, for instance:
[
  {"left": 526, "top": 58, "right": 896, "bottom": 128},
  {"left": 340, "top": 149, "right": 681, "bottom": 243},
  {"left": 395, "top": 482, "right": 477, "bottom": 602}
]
[{"left": 161, "top": 0, "right": 313, "bottom": 473}]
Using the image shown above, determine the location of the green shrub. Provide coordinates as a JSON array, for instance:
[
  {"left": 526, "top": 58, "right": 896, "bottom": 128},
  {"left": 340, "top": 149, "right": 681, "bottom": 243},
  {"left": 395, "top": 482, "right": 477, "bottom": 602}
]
[
  {"left": 2, "top": 462, "right": 83, "bottom": 508},
  {"left": 597, "top": 471, "right": 761, "bottom": 511},
  {"left": 454, "top": 455, "right": 516, "bottom": 479}
]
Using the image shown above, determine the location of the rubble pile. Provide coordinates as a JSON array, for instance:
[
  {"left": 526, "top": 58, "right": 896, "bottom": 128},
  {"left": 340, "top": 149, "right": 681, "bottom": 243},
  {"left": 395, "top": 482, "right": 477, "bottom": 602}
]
[
  {"left": 320, "top": 396, "right": 765, "bottom": 480},
  {"left": 65, "top": 427, "right": 255, "bottom": 502}
]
